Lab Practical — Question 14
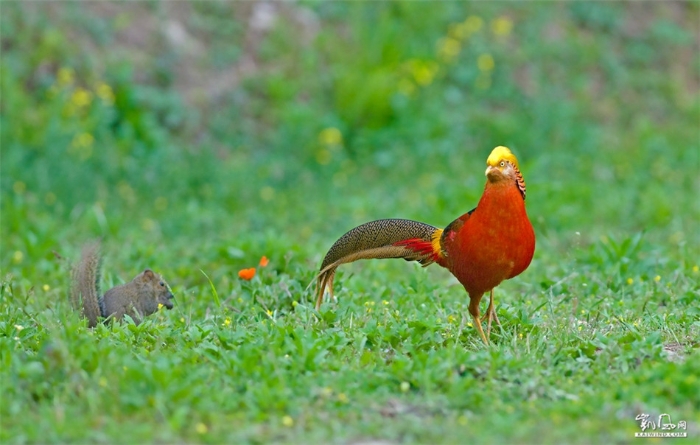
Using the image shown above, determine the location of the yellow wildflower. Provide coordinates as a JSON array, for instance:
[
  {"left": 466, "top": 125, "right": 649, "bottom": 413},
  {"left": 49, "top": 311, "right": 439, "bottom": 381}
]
[
  {"left": 477, "top": 54, "right": 495, "bottom": 72},
  {"left": 96, "top": 82, "right": 115, "bottom": 104},
  {"left": 654, "top": 275, "right": 661, "bottom": 282},
  {"left": 79, "top": 133, "right": 94, "bottom": 146},
  {"left": 69, "top": 133, "right": 94, "bottom": 161},
  {"left": 410, "top": 60, "right": 439, "bottom": 86},
  {"left": 463, "top": 16, "right": 483, "bottom": 34},
  {"left": 71, "top": 88, "right": 93, "bottom": 109},
  {"left": 315, "top": 149, "right": 331, "bottom": 165},
  {"left": 448, "top": 23, "right": 469, "bottom": 40},
  {"left": 57, "top": 67, "right": 74, "bottom": 87},
  {"left": 627, "top": 278, "right": 634, "bottom": 285},
  {"left": 437, "top": 37, "right": 461, "bottom": 62},
  {"left": 195, "top": 423, "right": 208, "bottom": 434},
  {"left": 318, "top": 127, "right": 342, "bottom": 146},
  {"left": 491, "top": 16, "right": 513, "bottom": 36},
  {"left": 282, "top": 416, "right": 294, "bottom": 427}
]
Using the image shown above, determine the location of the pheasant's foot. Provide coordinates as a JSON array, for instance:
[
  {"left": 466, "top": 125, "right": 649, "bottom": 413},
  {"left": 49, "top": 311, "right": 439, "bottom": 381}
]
[
  {"left": 471, "top": 313, "right": 489, "bottom": 345},
  {"left": 481, "top": 290, "right": 504, "bottom": 337}
]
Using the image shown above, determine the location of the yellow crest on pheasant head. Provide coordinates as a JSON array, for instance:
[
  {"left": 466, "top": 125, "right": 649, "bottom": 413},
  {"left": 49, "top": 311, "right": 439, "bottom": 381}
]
[{"left": 486, "top": 146, "right": 520, "bottom": 170}]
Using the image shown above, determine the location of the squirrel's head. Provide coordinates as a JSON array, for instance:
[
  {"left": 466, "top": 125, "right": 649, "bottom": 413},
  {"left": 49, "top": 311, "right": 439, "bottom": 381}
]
[{"left": 141, "top": 269, "right": 175, "bottom": 310}]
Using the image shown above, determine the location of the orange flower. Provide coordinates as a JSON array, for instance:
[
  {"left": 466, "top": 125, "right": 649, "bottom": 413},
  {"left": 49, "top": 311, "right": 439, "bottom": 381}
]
[
  {"left": 238, "top": 268, "right": 256, "bottom": 280},
  {"left": 259, "top": 256, "right": 269, "bottom": 267}
]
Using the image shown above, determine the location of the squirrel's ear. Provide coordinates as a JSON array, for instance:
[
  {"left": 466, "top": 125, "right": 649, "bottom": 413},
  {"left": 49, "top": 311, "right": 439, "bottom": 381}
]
[{"left": 143, "top": 269, "right": 155, "bottom": 278}]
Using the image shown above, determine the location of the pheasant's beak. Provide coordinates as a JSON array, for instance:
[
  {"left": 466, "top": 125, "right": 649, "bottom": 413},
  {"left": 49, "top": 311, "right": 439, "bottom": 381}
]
[
  {"left": 485, "top": 165, "right": 507, "bottom": 182},
  {"left": 485, "top": 165, "right": 499, "bottom": 178}
]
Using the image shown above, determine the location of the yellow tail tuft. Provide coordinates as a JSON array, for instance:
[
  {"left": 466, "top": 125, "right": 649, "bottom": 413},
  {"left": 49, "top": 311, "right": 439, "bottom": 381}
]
[{"left": 431, "top": 228, "right": 444, "bottom": 258}]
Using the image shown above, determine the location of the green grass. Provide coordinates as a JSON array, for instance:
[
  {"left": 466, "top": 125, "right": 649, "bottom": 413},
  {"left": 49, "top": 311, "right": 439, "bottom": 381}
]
[{"left": 1, "top": 2, "right": 699, "bottom": 444}]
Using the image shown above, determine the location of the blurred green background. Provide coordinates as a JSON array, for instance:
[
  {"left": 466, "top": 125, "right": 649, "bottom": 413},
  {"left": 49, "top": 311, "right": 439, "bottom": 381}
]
[
  {"left": 3, "top": 1, "right": 698, "bottom": 255},
  {"left": 1, "top": 1, "right": 698, "bottom": 443}
]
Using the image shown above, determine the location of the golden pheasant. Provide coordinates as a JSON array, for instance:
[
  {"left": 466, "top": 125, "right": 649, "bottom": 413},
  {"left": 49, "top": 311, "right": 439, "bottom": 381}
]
[{"left": 315, "top": 146, "right": 535, "bottom": 344}]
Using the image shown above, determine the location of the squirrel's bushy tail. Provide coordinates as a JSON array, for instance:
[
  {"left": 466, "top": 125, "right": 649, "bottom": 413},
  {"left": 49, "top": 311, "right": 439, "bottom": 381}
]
[{"left": 71, "top": 241, "right": 102, "bottom": 327}]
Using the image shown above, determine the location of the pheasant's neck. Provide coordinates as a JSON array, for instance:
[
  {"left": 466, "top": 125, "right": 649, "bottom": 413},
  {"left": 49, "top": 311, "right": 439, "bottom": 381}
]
[{"left": 477, "top": 180, "right": 527, "bottom": 219}]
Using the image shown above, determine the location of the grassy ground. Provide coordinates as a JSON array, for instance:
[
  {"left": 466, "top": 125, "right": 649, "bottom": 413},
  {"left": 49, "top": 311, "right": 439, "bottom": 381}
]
[{"left": 1, "top": 2, "right": 699, "bottom": 444}]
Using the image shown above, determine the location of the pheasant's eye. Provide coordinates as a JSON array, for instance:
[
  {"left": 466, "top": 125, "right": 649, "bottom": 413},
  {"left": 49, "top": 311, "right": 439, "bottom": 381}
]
[{"left": 499, "top": 161, "right": 505, "bottom": 167}]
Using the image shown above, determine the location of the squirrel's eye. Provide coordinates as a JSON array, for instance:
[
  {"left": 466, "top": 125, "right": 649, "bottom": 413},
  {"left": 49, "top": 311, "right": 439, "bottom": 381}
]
[{"left": 159, "top": 282, "right": 164, "bottom": 286}]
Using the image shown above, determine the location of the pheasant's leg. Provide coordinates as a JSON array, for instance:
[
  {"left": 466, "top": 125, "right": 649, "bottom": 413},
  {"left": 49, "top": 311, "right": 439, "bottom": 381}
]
[
  {"left": 491, "top": 306, "right": 502, "bottom": 329},
  {"left": 468, "top": 294, "right": 489, "bottom": 345},
  {"left": 482, "top": 289, "right": 503, "bottom": 337}
]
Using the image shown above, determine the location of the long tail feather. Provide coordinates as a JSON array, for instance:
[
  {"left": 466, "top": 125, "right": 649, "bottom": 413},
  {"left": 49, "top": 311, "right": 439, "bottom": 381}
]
[{"left": 314, "top": 219, "right": 443, "bottom": 310}]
